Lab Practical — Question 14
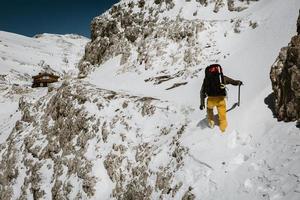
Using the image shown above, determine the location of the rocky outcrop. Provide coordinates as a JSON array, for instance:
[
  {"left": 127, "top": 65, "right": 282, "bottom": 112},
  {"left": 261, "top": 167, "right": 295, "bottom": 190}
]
[
  {"left": 0, "top": 82, "right": 97, "bottom": 199},
  {"left": 0, "top": 80, "right": 196, "bottom": 199},
  {"left": 78, "top": 0, "right": 258, "bottom": 78},
  {"left": 78, "top": 5, "right": 204, "bottom": 78},
  {"left": 270, "top": 11, "right": 300, "bottom": 124}
]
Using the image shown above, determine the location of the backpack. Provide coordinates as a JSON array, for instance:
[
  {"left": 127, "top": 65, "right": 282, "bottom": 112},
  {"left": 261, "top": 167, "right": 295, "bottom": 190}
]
[{"left": 204, "top": 64, "right": 226, "bottom": 96}]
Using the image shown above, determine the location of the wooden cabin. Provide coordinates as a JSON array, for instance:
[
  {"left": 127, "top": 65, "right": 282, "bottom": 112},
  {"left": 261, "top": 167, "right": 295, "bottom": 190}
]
[{"left": 32, "top": 72, "right": 59, "bottom": 88}]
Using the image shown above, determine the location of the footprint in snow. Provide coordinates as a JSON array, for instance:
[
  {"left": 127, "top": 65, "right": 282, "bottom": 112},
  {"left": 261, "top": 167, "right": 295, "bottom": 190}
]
[
  {"left": 224, "top": 153, "right": 249, "bottom": 171},
  {"left": 227, "top": 130, "right": 252, "bottom": 148},
  {"left": 227, "top": 130, "right": 238, "bottom": 149}
]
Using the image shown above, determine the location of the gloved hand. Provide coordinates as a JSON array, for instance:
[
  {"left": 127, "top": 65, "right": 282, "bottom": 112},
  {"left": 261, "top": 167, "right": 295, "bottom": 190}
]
[
  {"left": 238, "top": 81, "right": 243, "bottom": 86},
  {"left": 200, "top": 105, "right": 205, "bottom": 110}
]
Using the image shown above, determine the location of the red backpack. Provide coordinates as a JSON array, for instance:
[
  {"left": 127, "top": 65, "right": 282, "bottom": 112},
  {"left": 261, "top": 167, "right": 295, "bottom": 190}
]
[{"left": 204, "top": 64, "right": 226, "bottom": 96}]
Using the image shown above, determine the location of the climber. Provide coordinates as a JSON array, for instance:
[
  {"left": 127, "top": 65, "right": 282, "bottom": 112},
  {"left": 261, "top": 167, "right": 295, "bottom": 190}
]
[{"left": 200, "top": 64, "right": 243, "bottom": 133}]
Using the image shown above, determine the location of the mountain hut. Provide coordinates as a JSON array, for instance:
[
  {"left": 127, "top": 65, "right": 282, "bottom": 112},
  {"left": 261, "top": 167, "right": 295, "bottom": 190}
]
[{"left": 32, "top": 72, "right": 59, "bottom": 88}]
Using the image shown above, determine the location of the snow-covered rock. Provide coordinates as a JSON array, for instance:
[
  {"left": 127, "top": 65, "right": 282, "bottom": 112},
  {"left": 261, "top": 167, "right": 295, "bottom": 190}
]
[
  {"left": 78, "top": 0, "right": 260, "bottom": 79},
  {"left": 0, "top": 79, "right": 192, "bottom": 199}
]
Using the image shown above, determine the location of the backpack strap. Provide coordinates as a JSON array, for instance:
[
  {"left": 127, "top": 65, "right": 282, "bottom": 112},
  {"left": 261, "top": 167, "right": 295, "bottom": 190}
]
[
  {"left": 217, "top": 65, "right": 223, "bottom": 84},
  {"left": 216, "top": 65, "right": 225, "bottom": 89}
]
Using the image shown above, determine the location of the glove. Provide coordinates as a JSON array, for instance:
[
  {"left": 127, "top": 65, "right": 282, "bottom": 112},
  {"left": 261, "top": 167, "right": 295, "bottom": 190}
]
[
  {"left": 238, "top": 81, "right": 243, "bottom": 86},
  {"left": 200, "top": 105, "right": 205, "bottom": 110}
]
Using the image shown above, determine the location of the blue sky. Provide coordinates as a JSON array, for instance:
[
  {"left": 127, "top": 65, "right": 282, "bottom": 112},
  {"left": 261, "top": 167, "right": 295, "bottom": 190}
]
[{"left": 0, "top": 0, "right": 119, "bottom": 38}]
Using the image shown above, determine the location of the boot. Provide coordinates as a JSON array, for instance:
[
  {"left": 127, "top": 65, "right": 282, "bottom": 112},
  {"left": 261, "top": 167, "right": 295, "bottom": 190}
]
[{"left": 208, "top": 120, "right": 215, "bottom": 129}]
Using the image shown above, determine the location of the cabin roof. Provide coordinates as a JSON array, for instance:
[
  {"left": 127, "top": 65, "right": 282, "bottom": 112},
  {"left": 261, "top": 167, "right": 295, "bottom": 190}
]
[{"left": 32, "top": 72, "right": 59, "bottom": 79}]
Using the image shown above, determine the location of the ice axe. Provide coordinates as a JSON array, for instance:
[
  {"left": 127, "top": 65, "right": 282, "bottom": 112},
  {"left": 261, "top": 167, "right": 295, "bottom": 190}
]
[
  {"left": 226, "top": 84, "right": 242, "bottom": 112},
  {"left": 237, "top": 84, "right": 241, "bottom": 106}
]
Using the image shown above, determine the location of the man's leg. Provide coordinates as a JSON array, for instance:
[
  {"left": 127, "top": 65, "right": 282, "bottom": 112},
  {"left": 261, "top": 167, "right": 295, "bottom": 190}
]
[
  {"left": 217, "top": 97, "right": 227, "bottom": 132},
  {"left": 207, "top": 97, "right": 216, "bottom": 128}
]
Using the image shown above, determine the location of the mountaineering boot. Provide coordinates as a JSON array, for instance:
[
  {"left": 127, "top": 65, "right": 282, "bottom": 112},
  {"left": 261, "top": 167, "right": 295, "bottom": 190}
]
[
  {"left": 220, "top": 127, "right": 226, "bottom": 133},
  {"left": 208, "top": 120, "right": 215, "bottom": 129}
]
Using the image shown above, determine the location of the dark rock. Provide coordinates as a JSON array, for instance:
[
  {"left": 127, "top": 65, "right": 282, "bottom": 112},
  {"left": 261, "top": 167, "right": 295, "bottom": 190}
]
[
  {"left": 270, "top": 11, "right": 300, "bottom": 123},
  {"left": 297, "top": 10, "right": 300, "bottom": 34},
  {"left": 125, "top": 27, "right": 140, "bottom": 42},
  {"left": 196, "top": 0, "right": 208, "bottom": 6},
  {"left": 138, "top": 0, "right": 145, "bottom": 8},
  {"left": 264, "top": 93, "right": 277, "bottom": 118},
  {"left": 182, "top": 187, "right": 196, "bottom": 200}
]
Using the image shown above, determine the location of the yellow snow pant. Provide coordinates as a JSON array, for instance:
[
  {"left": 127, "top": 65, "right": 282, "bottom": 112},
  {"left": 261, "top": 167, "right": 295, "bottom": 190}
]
[{"left": 207, "top": 96, "right": 227, "bottom": 132}]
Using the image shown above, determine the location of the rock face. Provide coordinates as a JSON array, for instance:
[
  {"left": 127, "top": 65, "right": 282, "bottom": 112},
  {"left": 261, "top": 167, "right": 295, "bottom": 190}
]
[{"left": 270, "top": 10, "right": 300, "bottom": 123}]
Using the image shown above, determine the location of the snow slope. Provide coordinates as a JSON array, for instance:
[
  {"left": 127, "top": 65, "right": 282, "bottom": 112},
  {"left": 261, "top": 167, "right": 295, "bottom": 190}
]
[
  {"left": 0, "top": 32, "right": 89, "bottom": 144},
  {"left": 0, "top": 31, "right": 89, "bottom": 80},
  {"left": 0, "top": 0, "right": 300, "bottom": 199},
  {"left": 87, "top": 0, "right": 300, "bottom": 199}
]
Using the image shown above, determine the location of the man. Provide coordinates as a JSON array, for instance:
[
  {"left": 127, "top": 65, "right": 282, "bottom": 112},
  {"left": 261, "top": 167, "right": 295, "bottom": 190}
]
[{"left": 200, "top": 64, "right": 242, "bottom": 133}]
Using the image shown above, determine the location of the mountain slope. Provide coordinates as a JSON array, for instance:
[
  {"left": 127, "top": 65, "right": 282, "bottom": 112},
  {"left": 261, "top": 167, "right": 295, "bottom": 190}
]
[
  {"left": 0, "top": 32, "right": 89, "bottom": 150},
  {"left": 0, "top": 0, "right": 300, "bottom": 200}
]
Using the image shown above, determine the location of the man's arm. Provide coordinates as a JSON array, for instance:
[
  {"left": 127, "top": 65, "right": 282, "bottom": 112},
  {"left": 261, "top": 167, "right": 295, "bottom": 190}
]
[
  {"left": 200, "top": 78, "right": 207, "bottom": 109},
  {"left": 223, "top": 76, "right": 243, "bottom": 86}
]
